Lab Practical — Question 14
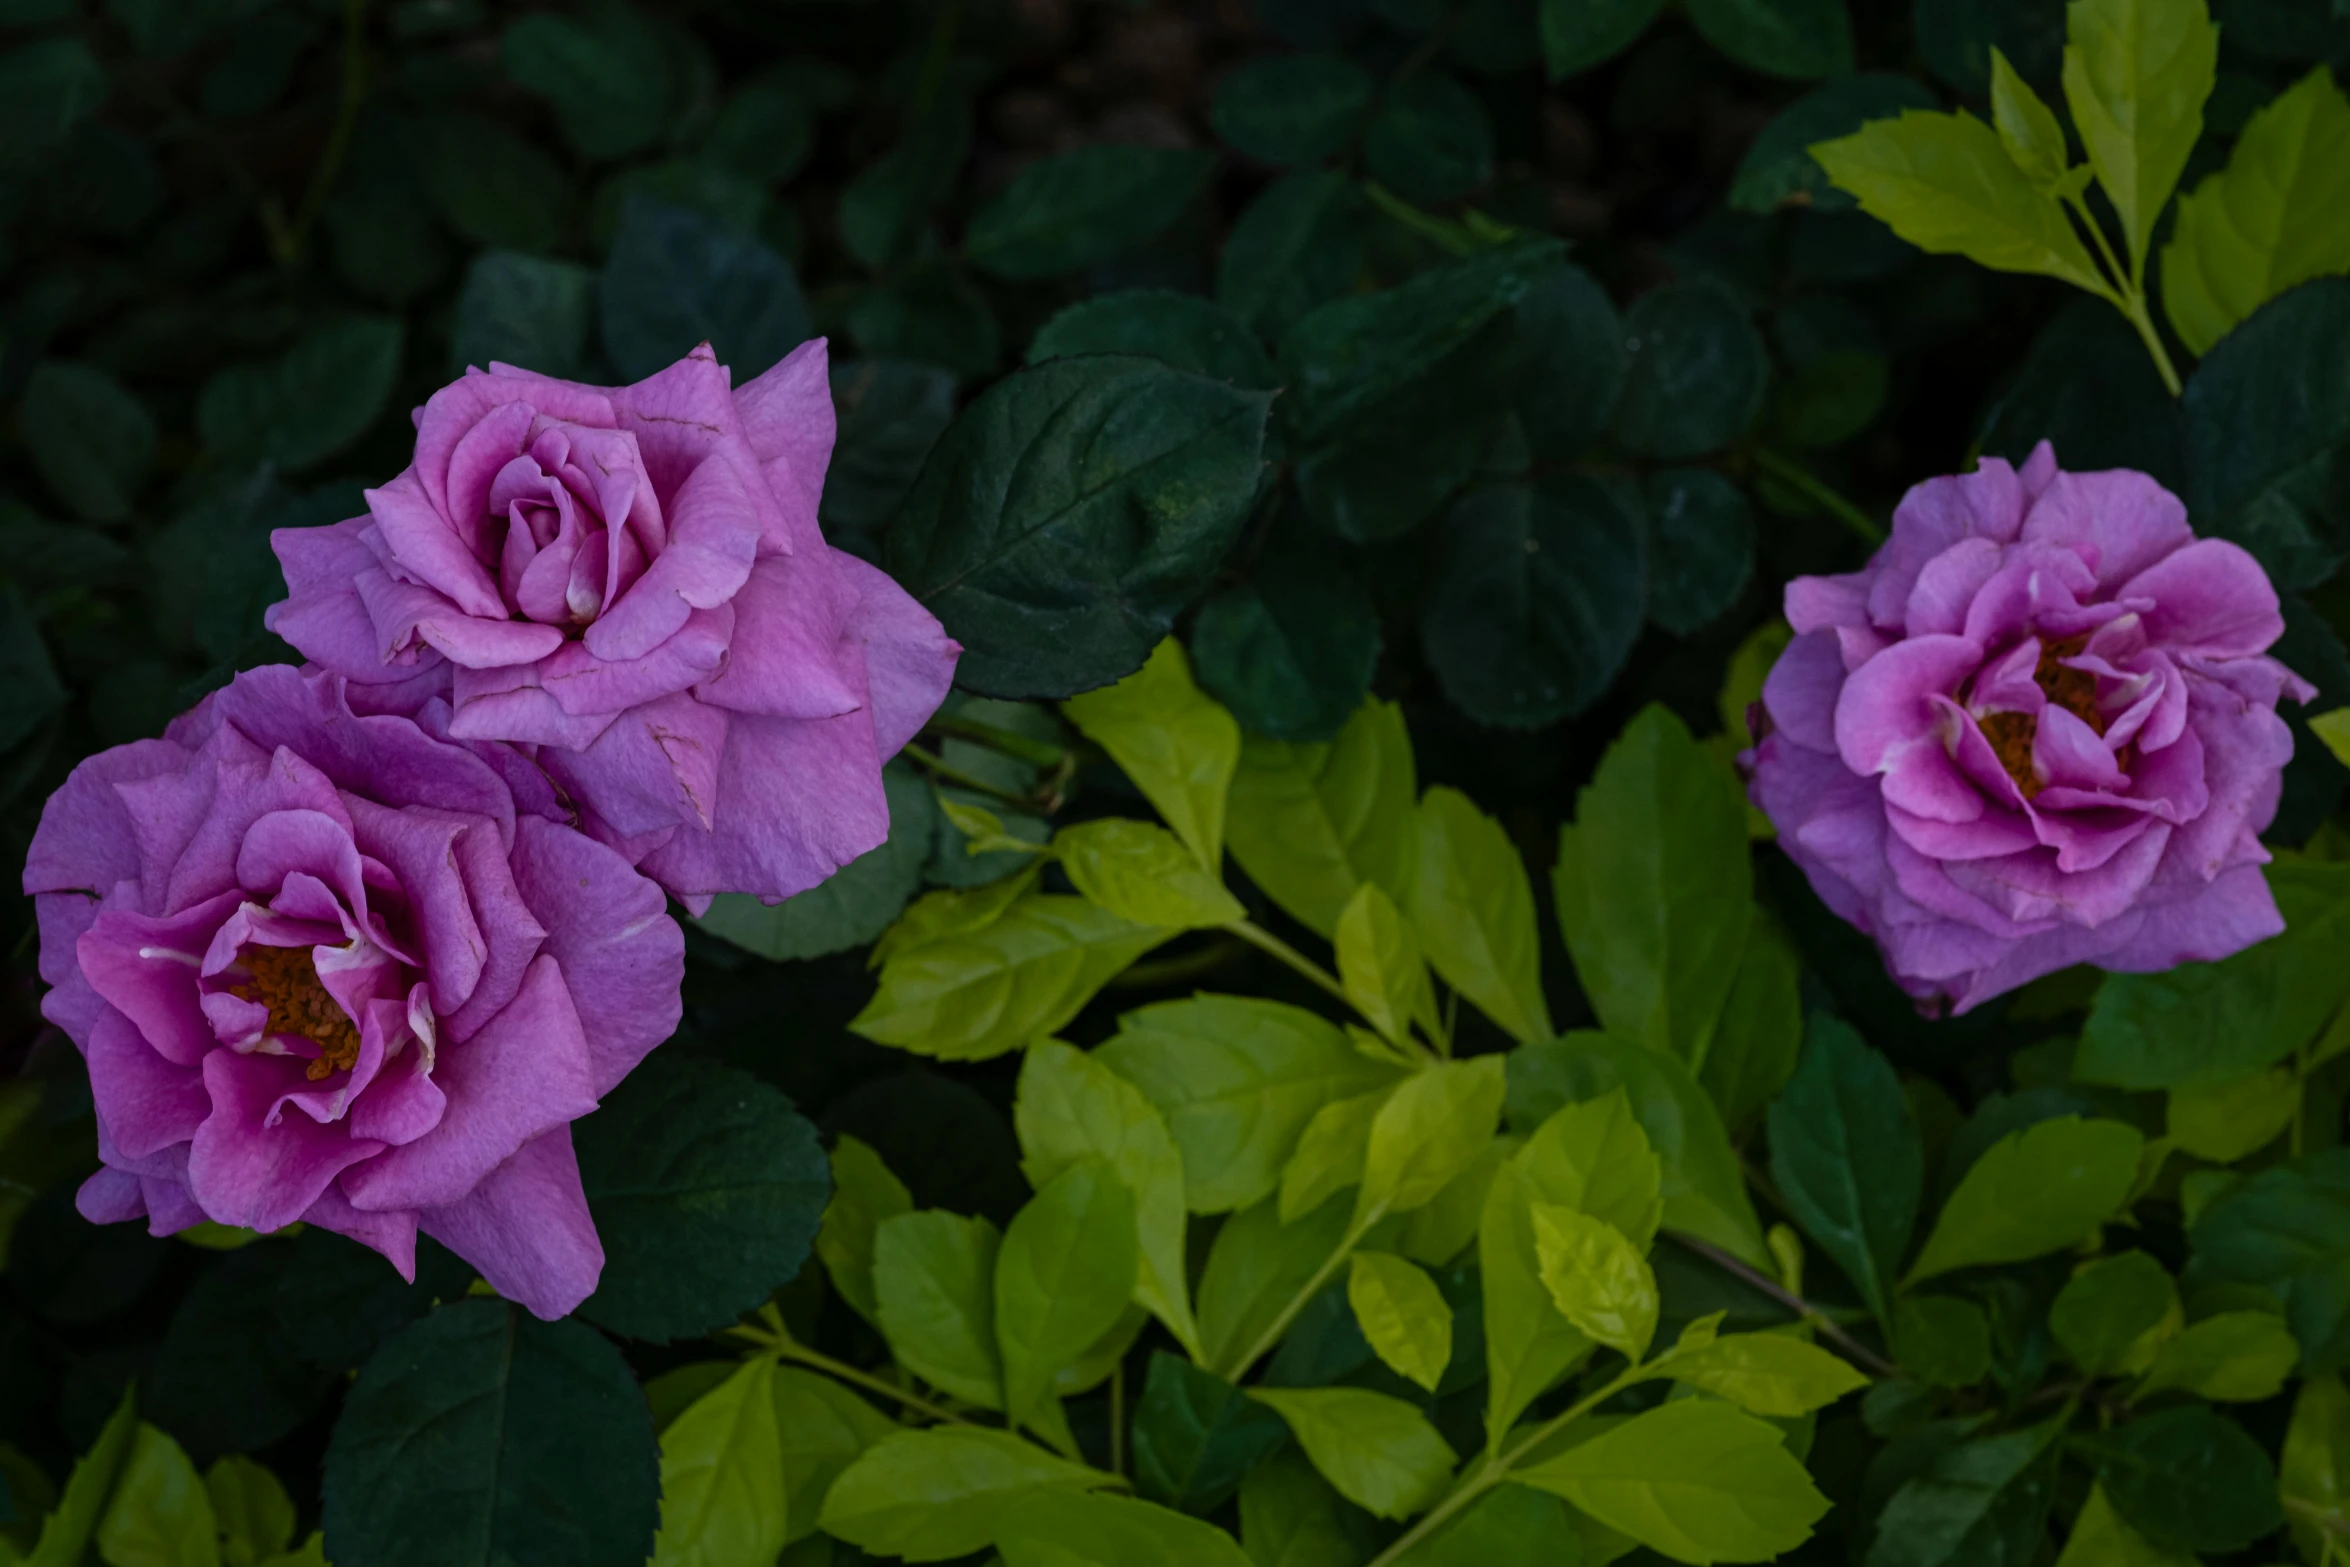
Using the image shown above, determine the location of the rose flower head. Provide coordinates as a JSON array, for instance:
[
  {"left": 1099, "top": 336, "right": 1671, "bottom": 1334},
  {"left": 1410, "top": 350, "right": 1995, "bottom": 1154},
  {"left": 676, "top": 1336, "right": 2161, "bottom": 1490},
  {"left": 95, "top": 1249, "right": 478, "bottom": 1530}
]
[
  {"left": 1746, "top": 442, "right": 2313, "bottom": 1014},
  {"left": 266, "top": 339, "right": 958, "bottom": 909},
  {"left": 23, "top": 665, "right": 686, "bottom": 1319}
]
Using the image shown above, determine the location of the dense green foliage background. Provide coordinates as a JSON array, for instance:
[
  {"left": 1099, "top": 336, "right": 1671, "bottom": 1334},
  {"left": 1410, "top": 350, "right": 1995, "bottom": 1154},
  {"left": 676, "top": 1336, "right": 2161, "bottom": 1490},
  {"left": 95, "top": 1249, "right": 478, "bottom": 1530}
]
[{"left": 8, "top": 0, "right": 2350, "bottom": 1563}]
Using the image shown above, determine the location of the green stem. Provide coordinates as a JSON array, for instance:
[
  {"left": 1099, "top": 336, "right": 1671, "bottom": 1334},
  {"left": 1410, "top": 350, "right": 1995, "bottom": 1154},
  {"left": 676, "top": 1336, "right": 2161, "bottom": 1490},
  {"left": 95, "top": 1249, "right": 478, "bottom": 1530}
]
[
  {"left": 1751, "top": 448, "right": 1884, "bottom": 547},
  {"left": 1667, "top": 1233, "right": 1899, "bottom": 1382},
  {"left": 275, "top": 0, "right": 371, "bottom": 265},
  {"left": 925, "top": 712, "right": 1067, "bottom": 769},
  {"left": 1224, "top": 919, "right": 1353, "bottom": 1010},
  {"left": 2062, "top": 191, "right": 2183, "bottom": 397},
  {"left": 747, "top": 1318, "right": 975, "bottom": 1427},
  {"left": 1214, "top": 1208, "right": 1381, "bottom": 1379},
  {"left": 902, "top": 743, "right": 1038, "bottom": 811},
  {"left": 2115, "top": 289, "right": 2185, "bottom": 398}
]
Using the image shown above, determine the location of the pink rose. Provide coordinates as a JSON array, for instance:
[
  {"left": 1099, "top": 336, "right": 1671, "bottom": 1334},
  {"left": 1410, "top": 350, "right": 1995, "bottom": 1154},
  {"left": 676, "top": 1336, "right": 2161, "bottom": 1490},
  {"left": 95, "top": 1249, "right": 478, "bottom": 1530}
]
[
  {"left": 1747, "top": 442, "right": 2314, "bottom": 1014},
  {"left": 22, "top": 665, "right": 685, "bottom": 1319},
  {"left": 265, "top": 340, "right": 958, "bottom": 908}
]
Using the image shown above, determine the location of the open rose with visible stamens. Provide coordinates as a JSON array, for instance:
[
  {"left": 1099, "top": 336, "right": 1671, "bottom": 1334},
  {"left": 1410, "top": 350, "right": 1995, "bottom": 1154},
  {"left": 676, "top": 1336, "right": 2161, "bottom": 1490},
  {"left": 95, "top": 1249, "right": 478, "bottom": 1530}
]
[
  {"left": 1745, "top": 442, "right": 2314, "bottom": 1014},
  {"left": 22, "top": 665, "right": 684, "bottom": 1318}
]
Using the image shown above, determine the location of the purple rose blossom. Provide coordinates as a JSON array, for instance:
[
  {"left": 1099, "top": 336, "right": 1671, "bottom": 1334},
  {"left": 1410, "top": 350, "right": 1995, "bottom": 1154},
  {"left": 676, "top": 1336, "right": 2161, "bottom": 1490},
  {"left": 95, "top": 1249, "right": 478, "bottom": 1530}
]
[
  {"left": 22, "top": 665, "right": 685, "bottom": 1319},
  {"left": 266, "top": 339, "right": 958, "bottom": 910},
  {"left": 1746, "top": 442, "right": 2314, "bottom": 1015}
]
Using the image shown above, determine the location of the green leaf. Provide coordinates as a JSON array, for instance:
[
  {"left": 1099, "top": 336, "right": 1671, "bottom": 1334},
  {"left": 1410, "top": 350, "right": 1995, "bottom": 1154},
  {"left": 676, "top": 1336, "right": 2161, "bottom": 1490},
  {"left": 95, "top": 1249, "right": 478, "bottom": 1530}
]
[
  {"left": 1227, "top": 700, "right": 1419, "bottom": 940},
  {"left": 205, "top": 1456, "right": 294, "bottom": 1567},
  {"left": 1347, "top": 1251, "right": 1453, "bottom": 1392},
  {"left": 817, "top": 1136, "right": 913, "bottom": 1326},
  {"left": 1610, "top": 280, "right": 1769, "bottom": 460},
  {"left": 1423, "top": 476, "right": 1647, "bottom": 730},
  {"left": 2135, "top": 1310, "right": 2299, "bottom": 1401},
  {"left": 2061, "top": 0, "right": 2218, "bottom": 276},
  {"left": 448, "top": 251, "right": 596, "bottom": 380},
  {"left": 846, "top": 268, "right": 1002, "bottom": 383},
  {"left": 599, "top": 198, "right": 810, "bottom": 382},
  {"left": 817, "top": 1428, "right": 1112, "bottom": 1562},
  {"left": 409, "top": 107, "right": 565, "bottom": 251},
  {"left": 2166, "top": 1066, "right": 2301, "bottom": 1163},
  {"left": 649, "top": 1356, "right": 786, "bottom": 1567},
  {"left": 1514, "top": 262, "right": 1629, "bottom": 459},
  {"left": 1731, "top": 75, "right": 1940, "bottom": 213},
  {"left": 2163, "top": 68, "right": 2350, "bottom": 354},
  {"left": 321, "top": 1300, "right": 659, "bottom": 1567},
  {"left": 1521, "top": 1088, "right": 1666, "bottom": 1248},
  {"left": 1869, "top": 1419, "right": 2064, "bottom": 1567},
  {"left": 1387, "top": 1482, "right": 1582, "bottom": 1567},
  {"left": 503, "top": 7, "right": 667, "bottom": 161},
  {"left": 1015, "top": 1039, "right": 1203, "bottom": 1356},
  {"left": 1131, "top": 1353, "right": 1290, "bottom": 1516},
  {"left": 997, "top": 1490, "right": 1255, "bottom": 1567},
  {"left": 1336, "top": 884, "right": 1439, "bottom": 1049},
  {"left": 874, "top": 1210, "right": 1006, "bottom": 1408},
  {"left": 2188, "top": 1154, "right": 2350, "bottom": 1371},
  {"left": 1057, "top": 820, "right": 1245, "bottom": 929},
  {"left": 853, "top": 893, "right": 1170, "bottom": 1060},
  {"left": 1249, "top": 1389, "right": 1456, "bottom": 1521},
  {"left": 27, "top": 1387, "right": 136, "bottom": 1567},
  {"left": 1643, "top": 469, "right": 1756, "bottom": 633},
  {"left": 889, "top": 358, "right": 1270, "bottom": 699},
  {"left": 19, "top": 362, "right": 154, "bottom": 522},
  {"left": 1217, "top": 171, "right": 1372, "bottom": 343},
  {"left": 697, "top": 764, "right": 940, "bottom": 961},
  {"left": 2053, "top": 1483, "right": 2194, "bottom": 1567},
  {"left": 1099, "top": 995, "right": 1405, "bottom": 1214},
  {"left": 1809, "top": 109, "right": 2108, "bottom": 292},
  {"left": 996, "top": 1160, "right": 1140, "bottom": 1427},
  {"left": 771, "top": 1367, "right": 895, "bottom": 1546},
  {"left": 1397, "top": 1139, "right": 1509, "bottom": 1270},
  {"left": 1191, "top": 563, "right": 1382, "bottom": 745},
  {"left": 1686, "top": 0, "right": 1853, "bottom": 77},
  {"left": 1408, "top": 789, "right": 1553, "bottom": 1045},
  {"left": 1198, "top": 1194, "right": 1357, "bottom": 1375},
  {"left": 1991, "top": 47, "right": 2075, "bottom": 192},
  {"left": 1657, "top": 1332, "right": 1871, "bottom": 1415},
  {"left": 1512, "top": 1032, "right": 1769, "bottom": 1267},
  {"left": 1906, "top": 1116, "right": 2144, "bottom": 1284},
  {"left": 2283, "top": 1372, "right": 2350, "bottom": 1563},
  {"left": 1210, "top": 54, "right": 1373, "bottom": 165},
  {"left": 1236, "top": 1450, "right": 1360, "bottom": 1567},
  {"left": 2315, "top": 707, "right": 2350, "bottom": 769},
  {"left": 1515, "top": 1398, "right": 1830, "bottom": 1563},
  {"left": 2078, "top": 861, "right": 2350, "bottom": 1086},
  {"left": 2180, "top": 278, "right": 2350, "bottom": 590},
  {"left": 1029, "top": 291, "right": 1277, "bottom": 388},
  {"left": 93, "top": 1423, "right": 217, "bottom": 1567},
  {"left": 1540, "top": 0, "right": 1664, "bottom": 78},
  {"left": 823, "top": 357, "right": 957, "bottom": 555},
  {"left": 0, "top": 37, "right": 106, "bottom": 163},
  {"left": 1363, "top": 73, "right": 1493, "bottom": 205},
  {"left": 967, "top": 146, "right": 1216, "bottom": 279},
  {"left": 1698, "top": 917, "right": 1803, "bottom": 1135},
  {"left": 197, "top": 316, "right": 404, "bottom": 472},
  {"left": 838, "top": 101, "right": 970, "bottom": 270},
  {"left": 2075, "top": 1403, "right": 2282, "bottom": 1553},
  {"left": 1765, "top": 1014, "right": 1921, "bottom": 1326},
  {"left": 1360, "top": 1057, "right": 1508, "bottom": 1224},
  {"left": 1281, "top": 1088, "right": 1391, "bottom": 1224},
  {"left": 2051, "top": 1251, "right": 2181, "bottom": 1376},
  {"left": 1532, "top": 1204, "right": 1658, "bottom": 1362},
  {"left": 1062, "top": 640, "right": 1241, "bottom": 868},
  {"left": 1554, "top": 704, "right": 1752, "bottom": 1070}
]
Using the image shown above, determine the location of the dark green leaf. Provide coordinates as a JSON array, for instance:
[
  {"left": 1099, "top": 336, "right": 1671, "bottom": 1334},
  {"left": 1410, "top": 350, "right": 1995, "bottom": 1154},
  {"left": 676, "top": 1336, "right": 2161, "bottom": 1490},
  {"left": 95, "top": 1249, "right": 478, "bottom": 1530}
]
[
  {"left": 1894, "top": 1295, "right": 1991, "bottom": 1388},
  {"left": 698, "top": 766, "right": 938, "bottom": 962},
  {"left": 1292, "top": 317, "right": 1519, "bottom": 541},
  {"left": 412, "top": 109, "right": 568, "bottom": 252},
  {"left": 146, "top": 1247, "right": 335, "bottom": 1464},
  {"left": 845, "top": 269, "right": 1002, "bottom": 383},
  {"left": 322, "top": 1300, "right": 659, "bottom": 1567},
  {"left": 2190, "top": 1149, "right": 2350, "bottom": 1372},
  {"left": 1978, "top": 298, "right": 2184, "bottom": 494},
  {"left": 1421, "top": 474, "right": 1645, "bottom": 729},
  {"left": 600, "top": 198, "right": 811, "bottom": 381},
  {"left": 701, "top": 83, "right": 815, "bottom": 186},
  {"left": 503, "top": 5, "right": 669, "bottom": 162},
  {"left": 1028, "top": 290, "right": 1277, "bottom": 387},
  {"left": 1392, "top": 1482, "right": 1582, "bottom": 1565},
  {"left": 2048, "top": 1250, "right": 2177, "bottom": 1377},
  {"left": 0, "top": 37, "right": 107, "bottom": 166},
  {"left": 0, "top": 583, "right": 65, "bottom": 756},
  {"left": 1217, "top": 170, "right": 1372, "bottom": 342},
  {"left": 1131, "top": 1352, "right": 1291, "bottom": 1515},
  {"left": 1191, "top": 557, "right": 1380, "bottom": 743},
  {"left": 1611, "top": 280, "right": 1768, "bottom": 459},
  {"left": 1766, "top": 1014, "right": 1922, "bottom": 1327},
  {"left": 885, "top": 355, "right": 1271, "bottom": 698},
  {"left": 1210, "top": 54, "right": 1374, "bottom": 165},
  {"left": 1867, "top": 1419, "right": 2061, "bottom": 1567},
  {"left": 966, "top": 146, "right": 1217, "bottom": 280},
  {"left": 273, "top": 1228, "right": 474, "bottom": 1374},
  {"left": 449, "top": 251, "right": 596, "bottom": 378},
  {"left": 1915, "top": 0, "right": 2064, "bottom": 96},
  {"left": 1731, "top": 75, "right": 1939, "bottom": 214},
  {"left": 1686, "top": 0, "right": 1855, "bottom": 79},
  {"left": 587, "top": 161, "right": 766, "bottom": 252},
  {"left": 1775, "top": 350, "right": 1889, "bottom": 449},
  {"left": 1642, "top": 468, "right": 1754, "bottom": 635},
  {"left": 1513, "top": 262, "right": 1627, "bottom": 460},
  {"left": 1363, "top": 73, "right": 1494, "bottom": 205},
  {"left": 1539, "top": 0, "right": 1663, "bottom": 77},
  {"left": 2074, "top": 1404, "right": 2284, "bottom": 1554},
  {"left": 326, "top": 184, "right": 453, "bottom": 307},
  {"left": 575, "top": 1054, "right": 830, "bottom": 1342},
  {"left": 18, "top": 361, "right": 153, "bottom": 523},
  {"left": 196, "top": 316, "right": 405, "bottom": 471},
  {"left": 821, "top": 359, "right": 959, "bottom": 561},
  {"left": 838, "top": 100, "right": 971, "bottom": 271}
]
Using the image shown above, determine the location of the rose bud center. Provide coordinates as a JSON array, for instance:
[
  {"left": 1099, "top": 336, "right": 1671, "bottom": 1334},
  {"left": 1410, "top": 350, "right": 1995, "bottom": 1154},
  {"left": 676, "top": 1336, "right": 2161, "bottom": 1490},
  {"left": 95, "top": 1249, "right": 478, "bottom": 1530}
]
[{"left": 228, "top": 942, "right": 364, "bottom": 1082}]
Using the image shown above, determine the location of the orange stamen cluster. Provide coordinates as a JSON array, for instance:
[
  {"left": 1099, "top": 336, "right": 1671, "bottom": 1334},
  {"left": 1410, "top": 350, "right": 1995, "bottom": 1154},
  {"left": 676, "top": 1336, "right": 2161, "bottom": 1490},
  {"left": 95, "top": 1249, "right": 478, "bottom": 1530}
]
[
  {"left": 230, "top": 944, "right": 361, "bottom": 1081},
  {"left": 1979, "top": 636, "right": 2106, "bottom": 800}
]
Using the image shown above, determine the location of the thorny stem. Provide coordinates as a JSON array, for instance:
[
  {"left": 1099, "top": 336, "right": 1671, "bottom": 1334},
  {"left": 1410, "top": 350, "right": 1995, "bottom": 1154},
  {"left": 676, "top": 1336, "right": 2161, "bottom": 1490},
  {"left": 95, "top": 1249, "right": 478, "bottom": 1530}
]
[
  {"left": 1667, "top": 1233, "right": 1902, "bottom": 1382},
  {"left": 1751, "top": 447, "right": 1884, "bottom": 547}
]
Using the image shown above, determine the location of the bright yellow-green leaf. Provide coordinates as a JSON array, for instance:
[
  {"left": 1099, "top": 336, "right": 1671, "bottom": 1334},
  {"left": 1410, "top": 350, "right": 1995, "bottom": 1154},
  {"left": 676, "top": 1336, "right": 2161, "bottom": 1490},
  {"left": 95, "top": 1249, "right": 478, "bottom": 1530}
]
[
  {"left": 1358, "top": 1056, "right": 1507, "bottom": 1225},
  {"left": 1248, "top": 1388, "right": 1457, "bottom": 1521},
  {"left": 996, "top": 1489, "right": 1254, "bottom": 1567},
  {"left": 93, "top": 1423, "right": 217, "bottom": 1567},
  {"left": 995, "top": 1160, "right": 1140, "bottom": 1429},
  {"left": 2167, "top": 1066, "right": 2301, "bottom": 1163},
  {"left": 2134, "top": 1310, "right": 2299, "bottom": 1402},
  {"left": 1062, "top": 638, "right": 1239, "bottom": 869},
  {"left": 873, "top": 1210, "right": 1005, "bottom": 1408},
  {"left": 817, "top": 1428, "right": 1114, "bottom": 1562},
  {"left": 651, "top": 1356, "right": 788, "bottom": 1567},
  {"left": 1991, "top": 46, "right": 2076, "bottom": 192},
  {"left": 2284, "top": 1373, "right": 2350, "bottom": 1564},
  {"left": 1519, "top": 1087, "right": 1664, "bottom": 1249},
  {"left": 1905, "top": 1117, "right": 2146, "bottom": 1285},
  {"left": 1396, "top": 1138, "right": 1510, "bottom": 1268},
  {"left": 1097, "top": 995, "right": 1405, "bottom": 1214},
  {"left": 1227, "top": 699, "right": 1418, "bottom": 939},
  {"left": 2313, "top": 708, "right": 2350, "bottom": 771},
  {"left": 2054, "top": 1482, "right": 2194, "bottom": 1567},
  {"left": 852, "top": 894, "right": 1172, "bottom": 1060},
  {"left": 1347, "top": 1251, "right": 1453, "bottom": 1392},
  {"left": 1055, "top": 818, "right": 1245, "bottom": 929},
  {"left": 2061, "top": 0, "right": 2217, "bottom": 275},
  {"left": 2051, "top": 1251, "right": 2182, "bottom": 1377},
  {"left": 1197, "top": 1193, "right": 1358, "bottom": 1375},
  {"left": 1280, "top": 1087, "right": 1391, "bottom": 1224},
  {"left": 817, "top": 1135, "right": 913, "bottom": 1326},
  {"left": 1515, "top": 1397, "right": 1829, "bottom": 1564},
  {"left": 1531, "top": 1203, "right": 1657, "bottom": 1362},
  {"left": 1015, "top": 1041, "right": 1202, "bottom": 1357},
  {"left": 174, "top": 1222, "right": 265, "bottom": 1252},
  {"left": 1335, "top": 883, "right": 1441, "bottom": 1049},
  {"left": 204, "top": 1457, "right": 294, "bottom": 1567},
  {"left": 1653, "top": 1332, "right": 1871, "bottom": 1417},
  {"left": 28, "top": 1385, "right": 137, "bottom": 1567},
  {"left": 1408, "top": 788, "right": 1552, "bottom": 1044},
  {"left": 871, "top": 866, "right": 1042, "bottom": 968},
  {"left": 1810, "top": 109, "right": 2108, "bottom": 291},
  {"left": 937, "top": 794, "right": 1046, "bottom": 858},
  {"left": 2161, "top": 67, "right": 2350, "bottom": 353},
  {"left": 772, "top": 1367, "right": 896, "bottom": 1546}
]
